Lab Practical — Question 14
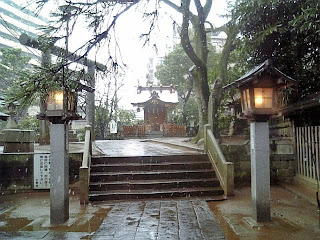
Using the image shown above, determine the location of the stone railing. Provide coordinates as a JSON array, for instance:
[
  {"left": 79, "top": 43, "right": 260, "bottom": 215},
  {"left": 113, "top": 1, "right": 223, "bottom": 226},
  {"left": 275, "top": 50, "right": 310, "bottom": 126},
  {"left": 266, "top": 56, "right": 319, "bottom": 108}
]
[
  {"left": 79, "top": 125, "right": 92, "bottom": 205},
  {"left": 204, "top": 124, "right": 234, "bottom": 197}
]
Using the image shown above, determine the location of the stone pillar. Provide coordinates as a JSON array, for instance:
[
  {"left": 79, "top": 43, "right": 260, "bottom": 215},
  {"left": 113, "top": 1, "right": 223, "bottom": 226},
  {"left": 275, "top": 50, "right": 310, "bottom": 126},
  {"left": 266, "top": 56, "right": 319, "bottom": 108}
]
[
  {"left": 250, "top": 121, "right": 271, "bottom": 222},
  {"left": 50, "top": 123, "right": 69, "bottom": 224},
  {"left": 86, "top": 62, "right": 95, "bottom": 140}
]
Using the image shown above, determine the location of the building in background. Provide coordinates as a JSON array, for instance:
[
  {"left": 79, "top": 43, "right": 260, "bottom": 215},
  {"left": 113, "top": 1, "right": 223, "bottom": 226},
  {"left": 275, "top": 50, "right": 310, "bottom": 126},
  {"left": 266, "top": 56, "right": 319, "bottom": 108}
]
[
  {"left": 0, "top": 0, "right": 47, "bottom": 64},
  {"left": 131, "top": 85, "right": 178, "bottom": 131},
  {"left": 210, "top": 32, "right": 227, "bottom": 53}
]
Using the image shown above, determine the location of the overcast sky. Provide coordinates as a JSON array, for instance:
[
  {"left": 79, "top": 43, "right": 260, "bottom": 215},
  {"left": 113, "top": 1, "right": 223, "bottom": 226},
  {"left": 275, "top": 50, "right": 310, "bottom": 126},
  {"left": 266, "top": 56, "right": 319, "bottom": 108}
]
[{"left": 32, "top": 0, "right": 230, "bottom": 110}]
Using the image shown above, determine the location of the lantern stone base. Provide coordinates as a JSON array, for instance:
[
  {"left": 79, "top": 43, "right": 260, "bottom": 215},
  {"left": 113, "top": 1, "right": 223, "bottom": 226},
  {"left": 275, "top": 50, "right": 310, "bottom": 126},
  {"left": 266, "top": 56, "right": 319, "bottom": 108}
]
[
  {"left": 250, "top": 122, "right": 271, "bottom": 222},
  {"left": 50, "top": 123, "right": 69, "bottom": 224},
  {"left": 2, "top": 129, "right": 34, "bottom": 153}
]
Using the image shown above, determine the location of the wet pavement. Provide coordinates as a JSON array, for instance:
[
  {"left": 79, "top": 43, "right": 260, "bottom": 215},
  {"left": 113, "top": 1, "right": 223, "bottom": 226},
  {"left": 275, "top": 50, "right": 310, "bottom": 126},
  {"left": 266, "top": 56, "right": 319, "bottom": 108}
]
[
  {"left": 93, "top": 200, "right": 224, "bottom": 240},
  {"left": 209, "top": 185, "right": 320, "bottom": 240},
  {"left": 0, "top": 192, "right": 224, "bottom": 240},
  {"left": 33, "top": 142, "right": 103, "bottom": 155},
  {"left": 95, "top": 138, "right": 202, "bottom": 157},
  {"left": 0, "top": 185, "right": 319, "bottom": 239},
  {"left": 0, "top": 192, "right": 111, "bottom": 239}
]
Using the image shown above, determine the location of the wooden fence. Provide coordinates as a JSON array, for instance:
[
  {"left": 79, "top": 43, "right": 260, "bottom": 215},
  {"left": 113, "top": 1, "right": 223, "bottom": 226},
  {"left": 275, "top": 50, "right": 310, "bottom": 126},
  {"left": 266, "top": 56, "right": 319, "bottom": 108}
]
[
  {"left": 122, "top": 125, "right": 146, "bottom": 137},
  {"left": 122, "top": 124, "right": 186, "bottom": 137},
  {"left": 162, "top": 124, "right": 186, "bottom": 137},
  {"left": 295, "top": 126, "right": 320, "bottom": 184}
]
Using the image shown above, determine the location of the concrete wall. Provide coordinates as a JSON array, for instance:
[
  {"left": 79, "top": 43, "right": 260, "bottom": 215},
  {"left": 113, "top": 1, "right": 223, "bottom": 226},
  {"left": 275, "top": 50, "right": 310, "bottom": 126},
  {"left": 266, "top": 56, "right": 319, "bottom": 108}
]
[
  {"left": 0, "top": 153, "right": 82, "bottom": 194},
  {"left": 221, "top": 119, "right": 295, "bottom": 184}
]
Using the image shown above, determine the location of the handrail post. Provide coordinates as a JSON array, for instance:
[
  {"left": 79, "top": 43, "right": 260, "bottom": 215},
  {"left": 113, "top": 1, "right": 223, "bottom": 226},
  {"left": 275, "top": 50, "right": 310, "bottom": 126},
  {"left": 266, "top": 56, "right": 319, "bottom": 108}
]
[
  {"left": 80, "top": 125, "right": 92, "bottom": 205},
  {"left": 204, "top": 124, "right": 210, "bottom": 152},
  {"left": 205, "top": 127, "right": 234, "bottom": 197}
]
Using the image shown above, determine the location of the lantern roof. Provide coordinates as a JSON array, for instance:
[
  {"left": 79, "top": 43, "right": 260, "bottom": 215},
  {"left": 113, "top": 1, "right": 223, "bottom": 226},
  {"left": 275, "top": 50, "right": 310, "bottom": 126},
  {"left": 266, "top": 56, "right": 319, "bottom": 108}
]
[
  {"left": 131, "top": 85, "right": 179, "bottom": 107},
  {"left": 223, "top": 59, "right": 296, "bottom": 91}
]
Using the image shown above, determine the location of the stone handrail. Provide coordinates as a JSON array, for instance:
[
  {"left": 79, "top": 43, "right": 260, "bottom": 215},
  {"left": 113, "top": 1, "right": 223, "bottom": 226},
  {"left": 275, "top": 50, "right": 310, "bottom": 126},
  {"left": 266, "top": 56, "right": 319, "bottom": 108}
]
[
  {"left": 204, "top": 124, "right": 234, "bottom": 197},
  {"left": 79, "top": 125, "right": 92, "bottom": 205}
]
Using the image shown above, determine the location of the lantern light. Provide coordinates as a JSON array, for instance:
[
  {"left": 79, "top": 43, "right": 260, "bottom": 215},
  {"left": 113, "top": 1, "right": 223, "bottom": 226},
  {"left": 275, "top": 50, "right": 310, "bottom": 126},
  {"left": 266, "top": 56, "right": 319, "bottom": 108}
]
[
  {"left": 254, "top": 88, "right": 273, "bottom": 108},
  {"left": 38, "top": 89, "right": 79, "bottom": 123},
  {"left": 47, "top": 91, "right": 64, "bottom": 111},
  {"left": 225, "top": 59, "right": 295, "bottom": 121}
]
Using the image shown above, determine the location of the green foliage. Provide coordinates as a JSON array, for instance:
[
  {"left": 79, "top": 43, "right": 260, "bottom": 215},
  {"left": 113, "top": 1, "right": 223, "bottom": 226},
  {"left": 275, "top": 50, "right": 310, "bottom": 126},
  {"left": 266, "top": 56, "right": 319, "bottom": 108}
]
[
  {"left": 95, "top": 105, "right": 135, "bottom": 139},
  {"left": 95, "top": 104, "right": 109, "bottom": 139},
  {"left": 168, "top": 98, "right": 199, "bottom": 125},
  {"left": 77, "top": 128, "right": 86, "bottom": 141},
  {"left": 118, "top": 109, "right": 136, "bottom": 126},
  {"left": 0, "top": 48, "right": 31, "bottom": 92},
  {"left": 155, "top": 42, "right": 218, "bottom": 124},
  {"left": 184, "top": 98, "right": 199, "bottom": 124},
  {"left": 18, "top": 116, "right": 40, "bottom": 135},
  {"left": 4, "top": 62, "right": 85, "bottom": 108},
  {"left": 155, "top": 45, "right": 193, "bottom": 97},
  {"left": 235, "top": 0, "right": 320, "bottom": 98}
]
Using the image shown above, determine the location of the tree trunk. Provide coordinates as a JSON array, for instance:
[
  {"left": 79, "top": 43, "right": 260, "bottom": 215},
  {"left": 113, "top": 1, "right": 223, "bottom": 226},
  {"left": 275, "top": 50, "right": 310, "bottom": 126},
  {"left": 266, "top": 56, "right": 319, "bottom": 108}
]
[{"left": 211, "top": 23, "right": 238, "bottom": 138}]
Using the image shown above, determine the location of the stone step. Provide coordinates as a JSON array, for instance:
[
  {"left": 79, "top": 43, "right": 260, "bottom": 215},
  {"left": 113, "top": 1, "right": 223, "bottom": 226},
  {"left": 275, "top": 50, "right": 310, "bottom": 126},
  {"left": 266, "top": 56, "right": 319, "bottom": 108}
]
[
  {"left": 90, "top": 169, "right": 216, "bottom": 182},
  {"left": 91, "top": 154, "right": 208, "bottom": 165},
  {"left": 89, "top": 187, "right": 224, "bottom": 202},
  {"left": 91, "top": 161, "right": 212, "bottom": 172},
  {"left": 89, "top": 154, "right": 224, "bottom": 202},
  {"left": 89, "top": 178, "right": 220, "bottom": 191}
]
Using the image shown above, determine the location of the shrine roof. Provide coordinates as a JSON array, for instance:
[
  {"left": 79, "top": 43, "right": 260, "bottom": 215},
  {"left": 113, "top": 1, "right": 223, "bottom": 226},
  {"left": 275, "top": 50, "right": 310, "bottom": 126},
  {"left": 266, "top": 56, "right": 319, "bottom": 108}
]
[{"left": 131, "top": 86, "right": 179, "bottom": 106}]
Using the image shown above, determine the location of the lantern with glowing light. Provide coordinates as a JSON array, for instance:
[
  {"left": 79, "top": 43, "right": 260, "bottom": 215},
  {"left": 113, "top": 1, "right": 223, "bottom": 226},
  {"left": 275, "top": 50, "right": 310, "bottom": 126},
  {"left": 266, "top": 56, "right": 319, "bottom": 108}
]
[
  {"left": 38, "top": 89, "right": 79, "bottom": 123},
  {"left": 224, "top": 59, "right": 295, "bottom": 121},
  {"left": 223, "top": 59, "right": 296, "bottom": 223}
]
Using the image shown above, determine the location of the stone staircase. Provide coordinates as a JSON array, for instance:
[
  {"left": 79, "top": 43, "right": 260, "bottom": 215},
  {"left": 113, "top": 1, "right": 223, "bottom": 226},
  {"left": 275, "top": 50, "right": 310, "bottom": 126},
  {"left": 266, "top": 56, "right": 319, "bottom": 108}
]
[
  {"left": 89, "top": 154, "right": 224, "bottom": 202},
  {"left": 145, "top": 130, "right": 163, "bottom": 138}
]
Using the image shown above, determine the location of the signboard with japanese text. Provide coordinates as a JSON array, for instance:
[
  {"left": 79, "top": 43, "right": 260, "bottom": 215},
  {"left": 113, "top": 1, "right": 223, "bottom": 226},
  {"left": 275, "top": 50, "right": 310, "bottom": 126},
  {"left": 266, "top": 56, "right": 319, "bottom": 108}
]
[{"left": 34, "top": 154, "right": 50, "bottom": 189}]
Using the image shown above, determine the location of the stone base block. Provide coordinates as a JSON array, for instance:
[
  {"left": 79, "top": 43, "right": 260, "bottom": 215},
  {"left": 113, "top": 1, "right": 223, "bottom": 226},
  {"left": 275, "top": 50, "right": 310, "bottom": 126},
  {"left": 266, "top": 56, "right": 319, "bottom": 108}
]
[
  {"left": 2, "top": 130, "right": 35, "bottom": 153},
  {"left": 3, "top": 143, "right": 34, "bottom": 153}
]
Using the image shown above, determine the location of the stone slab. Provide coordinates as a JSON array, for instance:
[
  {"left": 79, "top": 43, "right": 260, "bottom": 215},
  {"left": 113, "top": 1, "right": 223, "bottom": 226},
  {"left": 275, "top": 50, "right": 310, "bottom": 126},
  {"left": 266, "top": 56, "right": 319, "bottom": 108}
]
[
  {"left": 2, "top": 130, "right": 35, "bottom": 142},
  {"left": 92, "top": 200, "right": 225, "bottom": 240}
]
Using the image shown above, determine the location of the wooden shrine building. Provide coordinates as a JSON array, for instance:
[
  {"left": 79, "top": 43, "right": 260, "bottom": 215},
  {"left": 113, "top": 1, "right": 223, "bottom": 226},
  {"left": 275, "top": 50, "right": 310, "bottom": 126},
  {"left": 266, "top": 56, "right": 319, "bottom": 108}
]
[{"left": 131, "top": 85, "right": 179, "bottom": 131}]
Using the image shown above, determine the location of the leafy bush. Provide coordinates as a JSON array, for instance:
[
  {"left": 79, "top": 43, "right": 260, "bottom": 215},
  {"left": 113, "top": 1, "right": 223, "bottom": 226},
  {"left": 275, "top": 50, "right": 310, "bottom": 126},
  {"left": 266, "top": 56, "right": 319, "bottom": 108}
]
[{"left": 18, "top": 116, "right": 40, "bottom": 134}]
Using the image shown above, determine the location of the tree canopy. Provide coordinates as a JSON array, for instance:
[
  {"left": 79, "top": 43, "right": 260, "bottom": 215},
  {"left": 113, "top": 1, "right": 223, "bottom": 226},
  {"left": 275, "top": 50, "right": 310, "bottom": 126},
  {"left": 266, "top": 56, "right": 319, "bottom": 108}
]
[
  {"left": 235, "top": 0, "right": 320, "bottom": 98},
  {"left": 0, "top": 48, "right": 30, "bottom": 92}
]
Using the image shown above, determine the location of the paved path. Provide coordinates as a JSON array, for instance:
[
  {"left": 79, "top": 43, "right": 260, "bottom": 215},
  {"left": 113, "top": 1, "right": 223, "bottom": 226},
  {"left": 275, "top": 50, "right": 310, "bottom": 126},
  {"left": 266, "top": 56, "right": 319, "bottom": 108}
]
[
  {"left": 95, "top": 139, "right": 202, "bottom": 157},
  {"left": 93, "top": 200, "right": 225, "bottom": 240}
]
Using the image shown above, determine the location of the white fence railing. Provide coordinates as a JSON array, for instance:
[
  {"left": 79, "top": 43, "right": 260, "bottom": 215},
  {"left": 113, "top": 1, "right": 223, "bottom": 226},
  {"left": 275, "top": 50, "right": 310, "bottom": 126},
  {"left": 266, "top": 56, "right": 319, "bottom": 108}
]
[{"left": 295, "top": 126, "right": 320, "bottom": 184}]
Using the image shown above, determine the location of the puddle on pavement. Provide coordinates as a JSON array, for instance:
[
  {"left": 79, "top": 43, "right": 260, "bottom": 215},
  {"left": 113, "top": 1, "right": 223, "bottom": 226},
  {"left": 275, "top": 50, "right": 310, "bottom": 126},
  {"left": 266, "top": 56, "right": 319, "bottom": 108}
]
[
  {"left": 0, "top": 206, "right": 32, "bottom": 232},
  {"left": 207, "top": 201, "right": 319, "bottom": 240},
  {"left": 0, "top": 206, "right": 111, "bottom": 233}
]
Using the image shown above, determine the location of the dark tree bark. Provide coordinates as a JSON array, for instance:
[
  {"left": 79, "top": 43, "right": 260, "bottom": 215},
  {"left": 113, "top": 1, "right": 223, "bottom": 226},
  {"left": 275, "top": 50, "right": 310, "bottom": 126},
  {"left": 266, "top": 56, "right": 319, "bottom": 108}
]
[
  {"left": 211, "top": 22, "right": 238, "bottom": 138},
  {"left": 162, "top": 0, "right": 212, "bottom": 142}
]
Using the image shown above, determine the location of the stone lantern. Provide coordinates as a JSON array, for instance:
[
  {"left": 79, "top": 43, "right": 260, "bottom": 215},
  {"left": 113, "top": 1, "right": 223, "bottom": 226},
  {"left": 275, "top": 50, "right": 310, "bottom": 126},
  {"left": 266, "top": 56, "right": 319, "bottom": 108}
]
[
  {"left": 37, "top": 89, "right": 79, "bottom": 225},
  {"left": 224, "top": 59, "right": 295, "bottom": 222},
  {"left": 237, "top": 60, "right": 294, "bottom": 121}
]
